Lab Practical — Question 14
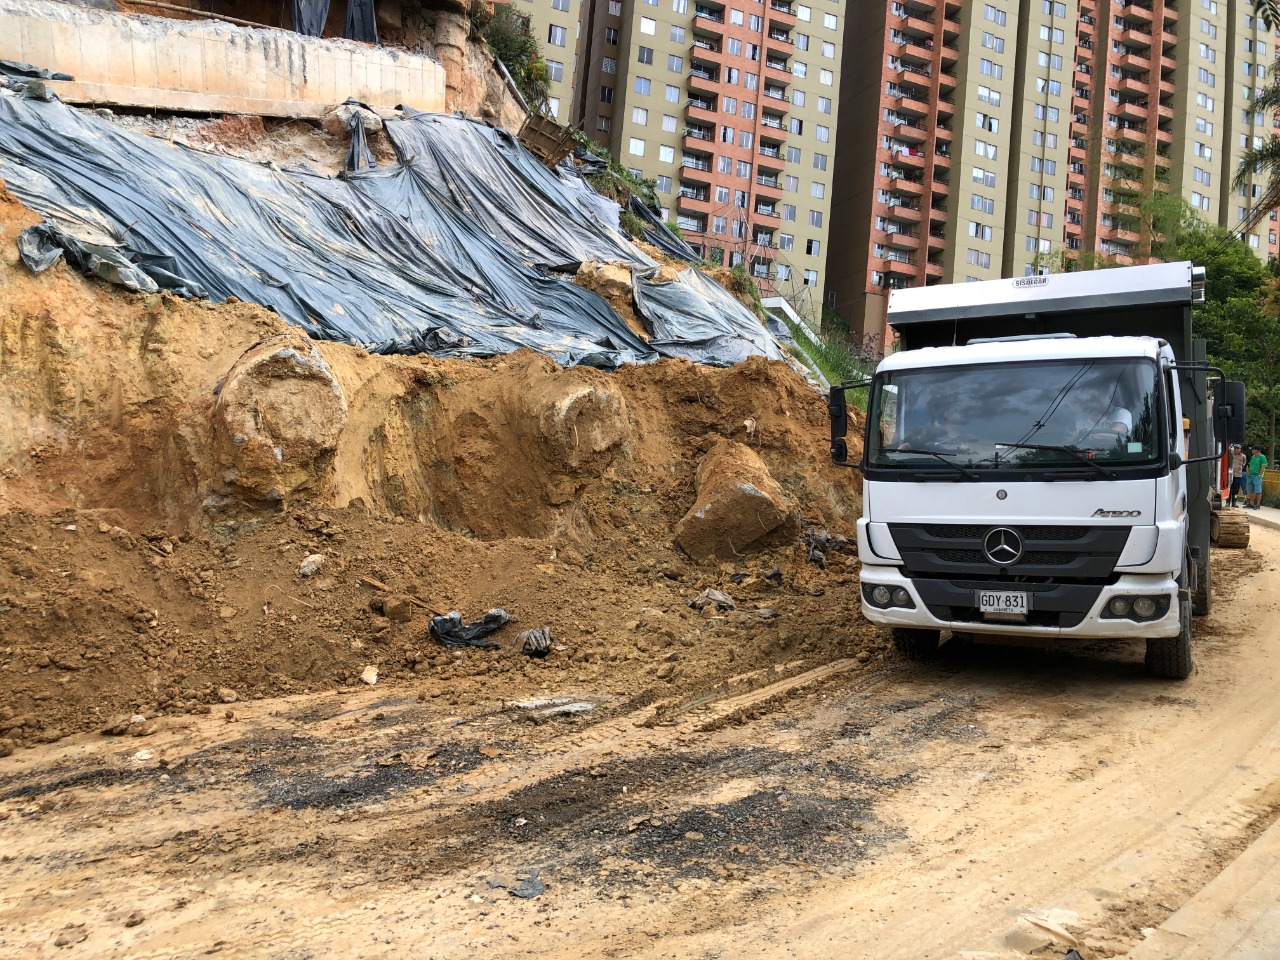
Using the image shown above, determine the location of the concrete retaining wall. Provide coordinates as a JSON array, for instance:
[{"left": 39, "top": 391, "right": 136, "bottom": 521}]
[{"left": 0, "top": 0, "right": 447, "bottom": 117}]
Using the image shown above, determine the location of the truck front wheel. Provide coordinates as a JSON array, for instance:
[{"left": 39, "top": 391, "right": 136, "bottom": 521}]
[
  {"left": 891, "top": 627, "right": 941, "bottom": 661},
  {"left": 1145, "top": 593, "right": 1193, "bottom": 680}
]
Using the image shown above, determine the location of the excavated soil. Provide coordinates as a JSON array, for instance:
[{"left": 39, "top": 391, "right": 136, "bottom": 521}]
[{"left": 0, "top": 181, "right": 873, "bottom": 750}]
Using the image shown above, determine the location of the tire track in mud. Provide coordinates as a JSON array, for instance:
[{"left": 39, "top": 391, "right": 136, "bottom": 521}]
[{"left": 0, "top": 660, "right": 985, "bottom": 910}]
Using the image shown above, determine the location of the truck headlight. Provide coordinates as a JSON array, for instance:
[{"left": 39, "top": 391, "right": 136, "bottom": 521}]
[
  {"left": 1108, "top": 597, "right": 1131, "bottom": 617},
  {"left": 1133, "top": 597, "right": 1157, "bottom": 618},
  {"left": 871, "top": 585, "right": 892, "bottom": 606},
  {"left": 891, "top": 587, "right": 911, "bottom": 606}
]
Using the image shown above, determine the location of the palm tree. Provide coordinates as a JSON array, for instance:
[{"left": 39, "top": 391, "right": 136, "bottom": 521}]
[
  {"left": 1232, "top": 82, "right": 1280, "bottom": 242},
  {"left": 1257, "top": 2, "right": 1280, "bottom": 29}
]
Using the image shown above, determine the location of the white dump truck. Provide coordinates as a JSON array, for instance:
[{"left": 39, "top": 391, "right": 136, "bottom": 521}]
[{"left": 829, "top": 262, "right": 1245, "bottom": 678}]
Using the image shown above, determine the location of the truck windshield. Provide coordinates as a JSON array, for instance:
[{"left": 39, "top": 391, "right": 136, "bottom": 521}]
[{"left": 867, "top": 357, "right": 1161, "bottom": 472}]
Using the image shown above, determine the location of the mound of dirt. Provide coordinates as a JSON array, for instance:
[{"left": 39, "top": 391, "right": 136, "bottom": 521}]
[{"left": 0, "top": 183, "right": 875, "bottom": 750}]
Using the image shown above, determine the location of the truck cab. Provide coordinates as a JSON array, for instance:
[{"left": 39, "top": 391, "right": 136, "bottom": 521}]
[{"left": 830, "top": 262, "right": 1244, "bottom": 678}]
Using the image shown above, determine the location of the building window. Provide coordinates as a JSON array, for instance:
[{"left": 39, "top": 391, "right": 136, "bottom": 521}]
[
  {"left": 783, "top": 204, "right": 796, "bottom": 221},
  {"left": 597, "top": 116, "right": 611, "bottom": 132},
  {"left": 822, "top": 41, "right": 835, "bottom": 58},
  {"left": 640, "top": 16, "right": 656, "bottom": 34},
  {"left": 602, "top": 57, "right": 617, "bottom": 75},
  {"left": 819, "top": 69, "right": 833, "bottom": 86},
  {"left": 818, "top": 97, "right": 831, "bottom": 114},
  {"left": 668, "top": 54, "right": 683, "bottom": 72},
  {"left": 811, "top": 181, "right": 825, "bottom": 198},
  {"left": 806, "top": 238, "right": 821, "bottom": 256},
  {"left": 656, "top": 175, "right": 672, "bottom": 193},
  {"left": 638, "top": 46, "right": 654, "bottom": 64},
  {"left": 813, "top": 153, "right": 827, "bottom": 171},
  {"left": 815, "top": 124, "right": 830, "bottom": 142},
  {"left": 605, "top": 27, "right": 618, "bottom": 44},
  {"left": 670, "top": 25, "right": 685, "bottom": 42},
  {"left": 809, "top": 210, "right": 823, "bottom": 227},
  {"left": 796, "top": 4, "right": 811, "bottom": 21},
  {"left": 552, "top": 0, "right": 569, "bottom": 9},
  {"left": 635, "top": 76, "right": 651, "bottom": 95},
  {"left": 803, "top": 269, "right": 818, "bottom": 286},
  {"left": 548, "top": 24, "right": 567, "bottom": 46},
  {"left": 629, "top": 138, "right": 645, "bottom": 156},
  {"left": 662, "top": 114, "right": 678, "bottom": 132},
  {"left": 665, "top": 84, "right": 680, "bottom": 103},
  {"left": 779, "top": 233, "right": 794, "bottom": 250},
  {"left": 600, "top": 86, "right": 614, "bottom": 103}
]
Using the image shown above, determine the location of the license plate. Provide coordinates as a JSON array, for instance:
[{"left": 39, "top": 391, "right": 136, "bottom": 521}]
[{"left": 976, "top": 590, "right": 1029, "bottom": 615}]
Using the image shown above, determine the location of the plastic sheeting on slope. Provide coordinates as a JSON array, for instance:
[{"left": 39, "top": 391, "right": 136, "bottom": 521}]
[
  {"left": 0, "top": 86, "right": 791, "bottom": 368},
  {"left": 635, "top": 266, "right": 789, "bottom": 367},
  {"left": 383, "top": 111, "right": 654, "bottom": 270}
]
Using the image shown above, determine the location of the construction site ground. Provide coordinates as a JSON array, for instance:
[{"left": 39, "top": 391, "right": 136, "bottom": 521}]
[{"left": 1, "top": 521, "right": 1278, "bottom": 960}]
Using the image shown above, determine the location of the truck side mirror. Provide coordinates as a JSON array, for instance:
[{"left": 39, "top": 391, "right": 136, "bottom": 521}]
[
  {"left": 1215, "top": 380, "right": 1246, "bottom": 446},
  {"left": 829, "top": 385, "right": 849, "bottom": 464}
]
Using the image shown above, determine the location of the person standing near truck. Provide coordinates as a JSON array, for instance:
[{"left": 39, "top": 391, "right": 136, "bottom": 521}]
[
  {"left": 1246, "top": 443, "right": 1267, "bottom": 510},
  {"left": 1230, "top": 444, "right": 1246, "bottom": 508}
]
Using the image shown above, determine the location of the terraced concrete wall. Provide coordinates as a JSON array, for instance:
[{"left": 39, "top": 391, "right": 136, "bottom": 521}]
[{"left": 0, "top": 0, "right": 446, "bottom": 117}]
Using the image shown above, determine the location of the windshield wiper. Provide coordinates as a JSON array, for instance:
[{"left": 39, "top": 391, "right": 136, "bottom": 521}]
[
  {"left": 898, "top": 448, "right": 982, "bottom": 481},
  {"left": 993, "top": 442, "right": 1117, "bottom": 479}
]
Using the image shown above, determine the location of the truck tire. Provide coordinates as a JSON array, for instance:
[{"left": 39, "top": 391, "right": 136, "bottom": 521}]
[
  {"left": 891, "top": 627, "right": 941, "bottom": 661},
  {"left": 1192, "top": 555, "right": 1211, "bottom": 617},
  {"left": 1145, "top": 593, "right": 1193, "bottom": 680}
]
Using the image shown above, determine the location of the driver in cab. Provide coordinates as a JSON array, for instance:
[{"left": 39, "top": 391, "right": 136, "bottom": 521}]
[{"left": 1077, "top": 406, "right": 1132, "bottom": 449}]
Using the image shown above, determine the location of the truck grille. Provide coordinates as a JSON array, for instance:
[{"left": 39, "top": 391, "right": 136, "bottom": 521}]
[{"left": 890, "top": 523, "right": 1132, "bottom": 580}]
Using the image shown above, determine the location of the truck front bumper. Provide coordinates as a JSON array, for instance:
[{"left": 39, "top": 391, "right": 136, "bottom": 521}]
[{"left": 859, "top": 566, "right": 1181, "bottom": 640}]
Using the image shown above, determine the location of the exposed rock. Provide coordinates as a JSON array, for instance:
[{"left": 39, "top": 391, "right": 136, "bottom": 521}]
[
  {"left": 299, "top": 554, "right": 325, "bottom": 577},
  {"left": 211, "top": 331, "right": 348, "bottom": 507},
  {"left": 674, "top": 438, "right": 798, "bottom": 562},
  {"left": 382, "top": 595, "right": 414, "bottom": 622}
]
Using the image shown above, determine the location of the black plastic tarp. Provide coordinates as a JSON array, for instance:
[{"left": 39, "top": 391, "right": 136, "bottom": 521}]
[
  {"left": 635, "top": 266, "right": 789, "bottom": 367},
  {"left": 291, "top": 0, "right": 330, "bottom": 36},
  {"left": 344, "top": 0, "right": 378, "bottom": 43},
  {"left": 0, "top": 87, "right": 790, "bottom": 368}
]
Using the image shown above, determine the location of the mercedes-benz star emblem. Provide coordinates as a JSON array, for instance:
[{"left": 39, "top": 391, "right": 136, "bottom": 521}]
[{"left": 983, "top": 527, "right": 1023, "bottom": 566}]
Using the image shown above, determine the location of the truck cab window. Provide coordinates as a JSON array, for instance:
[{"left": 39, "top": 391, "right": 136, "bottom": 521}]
[{"left": 867, "top": 357, "right": 1161, "bottom": 472}]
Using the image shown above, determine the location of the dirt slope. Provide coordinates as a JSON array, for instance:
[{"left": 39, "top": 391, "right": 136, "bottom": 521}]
[{"left": 0, "top": 182, "right": 870, "bottom": 748}]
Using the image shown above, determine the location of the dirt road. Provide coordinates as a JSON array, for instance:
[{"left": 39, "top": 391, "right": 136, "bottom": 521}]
[{"left": 3, "top": 528, "right": 1279, "bottom": 960}]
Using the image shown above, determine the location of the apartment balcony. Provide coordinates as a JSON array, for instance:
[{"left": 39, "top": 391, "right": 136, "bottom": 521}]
[
  {"left": 893, "top": 91, "right": 931, "bottom": 117},
  {"left": 896, "top": 37, "right": 935, "bottom": 63},
  {"left": 884, "top": 201, "right": 923, "bottom": 224},
  {"left": 687, "top": 67, "right": 720, "bottom": 96},
  {"left": 689, "top": 41, "right": 723, "bottom": 66},
  {"left": 880, "top": 228, "right": 921, "bottom": 251},
  {"left": 930, "top": 177, "right": 949, "bottom": 197},
  {"left": 1118, "top": 50, "right": 1151, "bottom": 73},
  {"left": 1119, "top": 26, "right": 1152, "bottom": 49},
  {"left": 759, "top": 112, "right": 788, "bottom": 140},
  {"left": 933, "top": 149, "right": 951, "bottom": 170},
  {"left": 1121, "top": 2, "right": 1153, "bottom": 26},
  {"left": 1158, "top": 78, "right": 1174, "bottom": 99},
  {"left": 1117, "top": 99, "right": 1148, "bottom": 122},
  {"left": 897, "top": 10, "right": 935, "bottom": 36},
  {"left": 676, "top": 188, "right": 711, "bottom": 213},
  {"left": 768, "top": 0, "right": 796, "bottom": 27},
  {"left": 890, "top": 148, "right": 926, "bottom": 170},
  {"left": 692, "top": 7, "right": 725, "bottom": 38},
  {"left": 883, "top": 254, "right": 918, "bottom": 274},
  {"left": 766, "top": 31, "right": 794, "bottom": 57},
  {"left": 1162, "top": 3, "right": 1177, "bottom": 24},
  {"left": 764, "top": 57, "right": 791, "bottom": 81},
  {"left": 1160, "top": 54, "right": 1176, "bottom": 74},
  {"left": 684, "top": 96, "right": 717, "bottom": 121},
  {"left": 890, "top": 175, "right": 924, "bottom": 196},
  {"left": 679, "top": 156, "right": 713, "bottom": 183},
  {"left": 940, "top": 42, "right": 958, "bottom": 68},
  {"left": 755, "top": 175, "right": 784, "bottom": 200},
  {"left": 894, "top": 62, "right": 934, "bottom": 85},
  {"left": 754, "top": 202, "right": 780, "bottom": 218},
  {"left": 891, "top": 120, "right": 928, "bottom": 144},
  {"left": 756, "top": 148, "right": 785, "bottom": 174},
  {"left": 1154, "top": 126, "right": 1172, "bottom": 146},
  {"left": 1157, "top": 101, "right": 1173, "bottom": 121},
  {"left": 1161, "top": 28, "right": 1176, "bottom": 52},
  {"left": 682, "top": 127, "right": 715, "bottom": 150},
  {"left": 1116, "top": 76, "right": 1150, "bottom": 97},
  {"left": 925, "top": 259, "right": 945, "bottom": 279},
  {"left": 762, "top": 85, "right": 791, "bottom": 108},
  {"left": 937, "top": 95, "right": 954, "bottom": 120},
  {"left": 937, "top": 71, "right": 957, "bottom": 94}
]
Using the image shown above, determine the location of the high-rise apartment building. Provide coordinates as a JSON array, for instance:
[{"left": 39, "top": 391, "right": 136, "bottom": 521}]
[
  {"left": 513, "top": 0, "right": 845, "bottom": 314},
  {"left": 828, "top": 0, "right": 1280, "bottom": 344}
]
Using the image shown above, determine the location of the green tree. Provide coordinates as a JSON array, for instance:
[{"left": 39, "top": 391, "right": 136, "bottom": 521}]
[
  {"left": 1195, "top": 291, "right": 1280, "bottom": 460},
  {"left": 482, "top": 6, "right": 550, "bottom": 110},
  {"left": 1167, "top": 223, "right": 1266, "bottom": 303}
]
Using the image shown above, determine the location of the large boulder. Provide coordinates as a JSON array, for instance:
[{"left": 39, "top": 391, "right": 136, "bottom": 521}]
[
  {"left": 674, "top": 438, "right": 797, "bottom": 562},
  {"left": 210, "top": 331, "right": 347, "bottom": 506}
]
